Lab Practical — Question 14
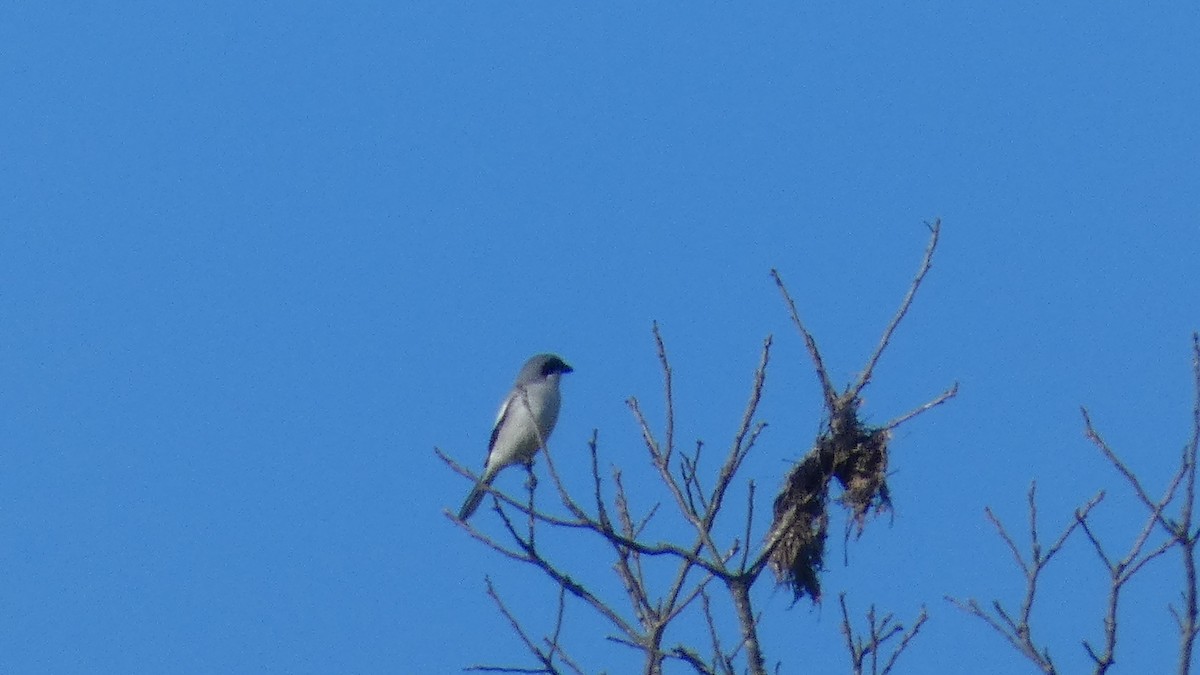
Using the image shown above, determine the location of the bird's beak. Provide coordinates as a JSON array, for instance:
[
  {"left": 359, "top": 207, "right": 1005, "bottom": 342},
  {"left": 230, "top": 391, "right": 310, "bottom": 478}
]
[{"left": 562, "top": 363, "right": 574, "bottom": 374}]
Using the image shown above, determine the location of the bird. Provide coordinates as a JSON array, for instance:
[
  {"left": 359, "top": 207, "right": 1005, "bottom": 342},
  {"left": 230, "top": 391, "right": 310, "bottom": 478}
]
[{"left": 457, "top": 353, "right": 574, "bottom": 520}]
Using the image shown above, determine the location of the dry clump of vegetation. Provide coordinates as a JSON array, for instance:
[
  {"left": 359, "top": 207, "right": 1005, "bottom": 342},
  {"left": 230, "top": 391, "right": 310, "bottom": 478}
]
[
  {"left": 767, "top": 222, "right": 954, "bottom": 603},
  {"left": 770, "top": 396, "right": 893, "bottom": 601}
]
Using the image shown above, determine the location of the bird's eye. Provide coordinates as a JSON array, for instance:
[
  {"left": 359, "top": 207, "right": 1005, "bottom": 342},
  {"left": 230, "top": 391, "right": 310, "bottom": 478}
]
[{"left": 542, "top": 358, "right": 565, "bottom": 376}]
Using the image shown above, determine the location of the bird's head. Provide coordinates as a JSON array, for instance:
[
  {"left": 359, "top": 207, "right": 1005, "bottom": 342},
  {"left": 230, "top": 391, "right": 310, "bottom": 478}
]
[{"left": 518, "top": 353, "right": 574, "bottom": 384}]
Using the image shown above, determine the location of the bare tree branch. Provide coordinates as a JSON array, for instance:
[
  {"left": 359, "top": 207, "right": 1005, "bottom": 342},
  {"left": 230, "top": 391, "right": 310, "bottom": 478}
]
[
  {"left": 948, "top": 484, "right": 1104, "bottom": 675},
  {"left": 883, "top": 382, "right": 959, "bottom": 431},
  {"left": 729, "top": 577, "right": 766, "bottom": 675},
  {"left": 839, "top": 593, "right": 929, "bottom": 675},
  {"left": 465, "top": 577, "right": 584, "bottom": 675},
  {"left": 1177, "top": 333, "right": 1200, "bottom": 675},
  {"left": 643, "top": 321, "right": 677, "bottom": 470},
  {"left": 700, "top": 589, "right": 736, "bottom": 675},
  {"left": 881, "top": 605, "right": 930, "bottom": 675},
  {"left": 1082, "top": 407, "right": 1163, "bottom": 517},
  {"left": 771, "top": 267, "right": 837, "bottom": 411},
  {"left": 1075, "top": 333, "right": 1200, "bottom": 675},
  {"left": 544, "top": 586, "right": 582, "bottom": 674},
  {"left": 850, "top": 219, "right": 942, "bottom": 399}
]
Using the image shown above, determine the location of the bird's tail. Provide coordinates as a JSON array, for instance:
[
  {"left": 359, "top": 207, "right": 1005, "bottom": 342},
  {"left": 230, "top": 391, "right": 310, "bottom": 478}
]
[{"left": 457, "top": 474, "right": 495, "bottom": 520}]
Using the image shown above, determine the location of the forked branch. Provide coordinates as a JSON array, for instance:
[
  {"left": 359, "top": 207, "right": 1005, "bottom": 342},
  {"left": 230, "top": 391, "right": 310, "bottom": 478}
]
[
  {"left": 947, "top": 483, "right": 1104, "bottom": 675},
  {"left": 839, "top": 593, "right": 929, "bottom": 675},
  {"left": 953, "top": 334, "right": 1200, "bottom": 675},
  {"left": 769, "top": 220, "right": 957, "bottom": 601}
]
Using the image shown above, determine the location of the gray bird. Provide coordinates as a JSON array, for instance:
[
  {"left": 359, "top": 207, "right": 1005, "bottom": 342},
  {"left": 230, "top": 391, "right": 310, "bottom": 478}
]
[{"left": 457, "top": 353, "right": 574, "bottom": 520}]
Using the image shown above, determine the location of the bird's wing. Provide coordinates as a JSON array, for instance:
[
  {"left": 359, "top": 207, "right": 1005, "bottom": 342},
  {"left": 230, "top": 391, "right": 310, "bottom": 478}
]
[{"left": 486, "top": 388, "right": 519, "bottom": 460}]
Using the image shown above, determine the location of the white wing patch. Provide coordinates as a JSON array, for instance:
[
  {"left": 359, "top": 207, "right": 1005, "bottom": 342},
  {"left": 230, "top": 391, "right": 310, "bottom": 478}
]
[
  {"left": 486, "top": 388, "right": 519, "bottom": 461},
  {"left": 492, "top": 393, "right": 513, "bottom": 432}
]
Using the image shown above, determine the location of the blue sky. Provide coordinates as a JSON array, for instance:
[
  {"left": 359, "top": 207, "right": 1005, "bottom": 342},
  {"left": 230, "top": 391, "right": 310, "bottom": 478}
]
[{"left": 2, "top": 3, "right": 1198, "bottom": 673}]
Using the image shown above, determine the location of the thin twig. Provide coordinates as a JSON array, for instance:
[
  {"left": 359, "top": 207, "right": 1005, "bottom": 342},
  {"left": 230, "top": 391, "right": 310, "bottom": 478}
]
[
  {"left": 839, "top": 593, "right": 928, "bottom": 675},
  {"left": 706, "top": 338, "right": 772, "bottom": 536},
  {"left": 850, "top": 218, "right": 942, "bottom": 398},
  {"left": 883, "top": 382, "right": 959, "bottom": 431},
  {"left": 1082, "top": 408, "right": 1162, "bottom": 517},
  {"left": 880, "top": 606, "right": 929, "bottom": 675},
  {"left": 649, "top": 321, "right": 677, "bottom": 468},
  {"left": 701, "top": 589, "right": 735, "bottom": 675},
  {"left": 771, "top": 268, "right": 837, "bottom": 410},
  {"left": 740, "top": 481, "right": 756, "bottom": 572},
  {"left": 949, "top": 485, "right": 1104, "bottom": 675},
  {"left": 1078, "top": 358, "right": 1200, "bottom": 674},
  {"left": 467, "top": 576, "right": 565, "bottom": 675}
]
